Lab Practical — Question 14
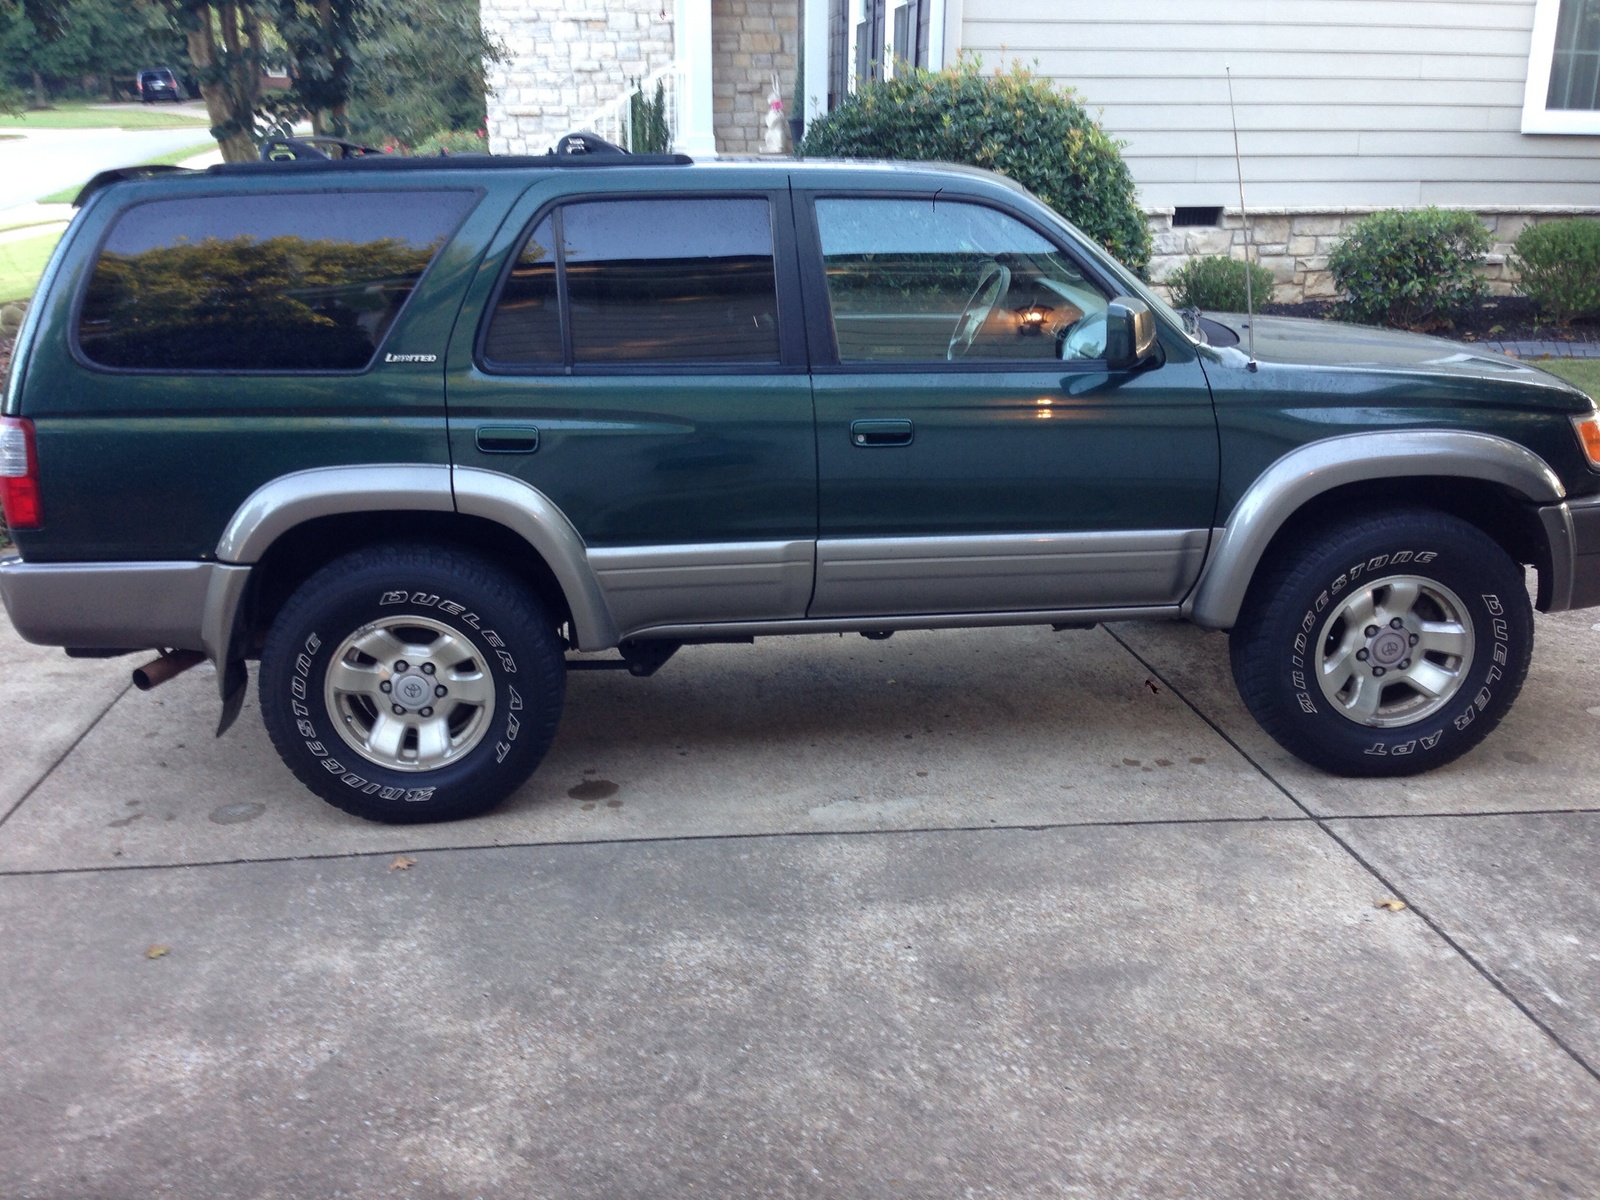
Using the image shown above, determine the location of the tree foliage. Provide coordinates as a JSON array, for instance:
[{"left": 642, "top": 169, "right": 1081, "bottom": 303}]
[
  {"left": 0, "top": 0, "right": 187, "bottom": 102},
  {"left": 799, "top": 59, "right": 1151, "bottom": 275}
]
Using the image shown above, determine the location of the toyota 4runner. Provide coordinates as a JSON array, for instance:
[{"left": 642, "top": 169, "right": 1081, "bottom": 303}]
[{"left": 4, "top": 149, "right": 1599, "bottom": 822}]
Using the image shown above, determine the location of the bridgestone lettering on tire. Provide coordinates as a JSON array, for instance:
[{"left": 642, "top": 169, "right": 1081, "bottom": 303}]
[
  {"left": 1229, "top": 510, "right": 1533, "bottom": 776},
  {"left": 260, "top": 545, "right": 565, "bottom": 823}
]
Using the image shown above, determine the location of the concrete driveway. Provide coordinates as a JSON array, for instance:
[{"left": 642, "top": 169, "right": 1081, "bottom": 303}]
[
  {"left": 0, "top": 124, "right": 213, "bottom": 208},
  {"left": 1, "top": 609, "right": 1597, "bottom": 1197}
]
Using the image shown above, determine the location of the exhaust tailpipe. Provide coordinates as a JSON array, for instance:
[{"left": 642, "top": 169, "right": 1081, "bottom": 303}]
[{"left": 132, "top": 649, "right": 206, "bottom": 692}]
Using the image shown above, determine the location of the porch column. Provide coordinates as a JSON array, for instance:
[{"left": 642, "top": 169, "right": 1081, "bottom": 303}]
[
  {"left": 804, "top": 0, "right": 829, "bottom": 126},
  {"left": 674, "top": 0, "right": 718, "bottom": 157}
]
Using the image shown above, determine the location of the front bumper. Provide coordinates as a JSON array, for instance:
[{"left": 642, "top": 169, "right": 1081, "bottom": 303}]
[
  {"left": 1568, "top": 495, "right": 1600, "bottom": 610},
  {"left": 1539, "top": 495, "right": 1600, "bottom": 612}
]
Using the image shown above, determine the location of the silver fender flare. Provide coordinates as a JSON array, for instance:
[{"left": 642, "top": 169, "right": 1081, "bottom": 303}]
[
  {"left": 212, "top": 465, "right": 619, "bottom": 700},
  {"left": 453, "top": 466, "right": 620, "bottom": 650},
  {"left": 1188, "top": 430, "right": 1566, "bottom": 630}
]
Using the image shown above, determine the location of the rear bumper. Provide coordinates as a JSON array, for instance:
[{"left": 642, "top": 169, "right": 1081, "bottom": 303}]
[{"left": 0, "top": 558, "right": 250, "bottom": 671}]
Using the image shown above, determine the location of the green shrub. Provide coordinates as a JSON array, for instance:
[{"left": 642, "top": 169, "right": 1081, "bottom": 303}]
[
  {"left": 1328, "top": 208, "right": 1489, "bottom": 330},
  {"left": 1511, "top": 218, "right": 1600, "bottom": 325},
  {"left": 1167, "top": 255, "right": 1276, "bottom": 312},
  {"left": 799, "top": 59, "right": 1150, "bottom": 275}
]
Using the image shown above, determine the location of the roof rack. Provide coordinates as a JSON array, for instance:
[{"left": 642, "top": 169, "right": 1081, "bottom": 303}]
[
  {"left": 209, "top": 151, "right": 693, "bottom": 177},
  {"left": 71, "top": 137, "right": 694, "bottom": 204}
]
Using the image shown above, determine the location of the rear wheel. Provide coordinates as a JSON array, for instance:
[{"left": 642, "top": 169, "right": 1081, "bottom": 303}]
[
  {"left": 1229, "top": 510, "right": 1532, "bottom": 775},
  {"left": 259, "top": 544, "right": 565, "bottom": 822}
]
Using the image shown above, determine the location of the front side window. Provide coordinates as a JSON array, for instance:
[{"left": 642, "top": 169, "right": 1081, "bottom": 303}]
[
  {"left": 78, "top": 190, "right": 475, "bottom": 371},
  {"left": 814, "top": 197, "right": 1111, "bottom": 363},
  {"left": 483, "top": 197, "right": 781, "bottom": 367}
]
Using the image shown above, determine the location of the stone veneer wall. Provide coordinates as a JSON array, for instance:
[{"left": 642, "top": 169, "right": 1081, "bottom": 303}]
[
  {"left": 1147, "top": 208, "right": 1600, "bottom": 304},
  {"left": 711, "top": 0, "right": 799, "bottom": 155},
  {"left": 482, "top": 0, "right": 675, "bottom": 155}
]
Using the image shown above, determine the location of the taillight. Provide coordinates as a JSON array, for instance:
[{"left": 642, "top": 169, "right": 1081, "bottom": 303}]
[{"left": 0, "top": 416, "right": 40, "bottom": 531}]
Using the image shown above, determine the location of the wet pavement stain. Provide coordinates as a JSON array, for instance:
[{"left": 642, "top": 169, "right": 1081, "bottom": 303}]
[
  {"left": 1504, "top": 750, "right": 1539, "bottom": 765},
  {"left": 107, "top": 813, "right": 143, "bottom": 828},
  {"left": 569, "top": 779, "right": 620, "bottom": 801},
  {"left": 209, "top": 802, "right": 266, "bottom": 825}
]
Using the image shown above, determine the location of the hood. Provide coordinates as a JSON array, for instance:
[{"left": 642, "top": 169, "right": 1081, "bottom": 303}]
[{"left": 1203, "top": 313, "right": 1592, "bottom": 409}]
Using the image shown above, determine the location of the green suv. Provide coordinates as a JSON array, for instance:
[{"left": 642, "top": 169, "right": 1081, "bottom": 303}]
[{"left": 3, "top": 152, "right": 1599, "bottom": 822}]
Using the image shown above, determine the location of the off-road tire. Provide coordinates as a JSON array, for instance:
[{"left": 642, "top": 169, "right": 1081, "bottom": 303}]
[
  {"left": 1230, "top": 510, "right": 1532, "bottom": 776},
  {"left": 259, "top": 545, "right": 565, "bottom": 822}
]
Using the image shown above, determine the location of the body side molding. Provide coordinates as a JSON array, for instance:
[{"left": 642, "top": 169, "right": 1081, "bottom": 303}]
[
  {"left": 1189, "top": 430, "right": 1567, "bottom": 630},
  {"left": 624, "top": 604, "right": 1183, "bottom": 643},
  {"left": 453, "top": 467, "right": 620, "bottom": 650},
  {"left": 589, "top": 540, "right": 813, "bottom": 639}
]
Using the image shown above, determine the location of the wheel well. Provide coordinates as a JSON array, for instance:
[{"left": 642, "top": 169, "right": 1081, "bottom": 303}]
[
  {"left": 1249, "top": 475, "right": 1552, "bottom": 604},
  {"left": 243, "top": 511, "right": 576, "bottom": 654}
]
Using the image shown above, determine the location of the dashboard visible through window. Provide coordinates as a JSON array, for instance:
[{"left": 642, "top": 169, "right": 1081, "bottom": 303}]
[{"left": 814, "top": 197, "right": 1112, "bottom": 364}]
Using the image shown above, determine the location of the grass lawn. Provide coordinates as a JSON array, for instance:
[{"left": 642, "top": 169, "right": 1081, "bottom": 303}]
[
  {"left": 0, "top": 101, "right": 209, "bottom": 131},
  {"left": 1533, "top": 358, "right": 1600, "bottom": 400},
  {"left": 0, "top": 230, "right": 62, "bottom": 304},
  {"left": 36, "top": 141, "right": 217, "bottom": 204}
]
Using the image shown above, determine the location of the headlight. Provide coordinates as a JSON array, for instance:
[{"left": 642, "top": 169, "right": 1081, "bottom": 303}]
[{"left": 1572, "top": 412, "right": 1600, "bottom": 468}]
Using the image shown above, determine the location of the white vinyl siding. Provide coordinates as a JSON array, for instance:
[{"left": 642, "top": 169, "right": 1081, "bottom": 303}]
[{"left": 958, "top": 0, "right": 1600, "bottom": 208}]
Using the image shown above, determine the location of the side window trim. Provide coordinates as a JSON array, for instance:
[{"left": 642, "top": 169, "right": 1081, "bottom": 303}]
[
  {"left": 795, "top": 188, "right": 1125, "bottom": 373},
  {"left": 476, "top": 189, "right": 805, "bottom": 376},
  {"left": 69, "top": 186, "right": 482, "bottom": 377}
]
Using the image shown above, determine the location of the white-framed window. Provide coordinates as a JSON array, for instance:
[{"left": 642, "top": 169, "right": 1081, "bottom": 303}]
[{"left": 1523, "top": 0, "right": 1600, "bottom": 133}]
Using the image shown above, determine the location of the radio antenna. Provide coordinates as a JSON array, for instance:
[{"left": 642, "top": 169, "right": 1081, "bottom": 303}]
[{"left": 1225, "top": 66, "right": 1258, "bottom": 372}]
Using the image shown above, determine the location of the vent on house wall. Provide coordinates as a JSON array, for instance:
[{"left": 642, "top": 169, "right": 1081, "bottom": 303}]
[{"left": 1172, "top": 206, "right": 1225, "bottom": 227}]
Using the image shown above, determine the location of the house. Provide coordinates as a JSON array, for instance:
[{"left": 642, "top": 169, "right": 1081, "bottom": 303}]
[{"left": 484, "top": 0, "right": 1600, "bottom": 299}]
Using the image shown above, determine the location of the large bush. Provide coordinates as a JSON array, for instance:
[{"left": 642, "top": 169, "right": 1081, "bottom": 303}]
[
  {"left": 1512, "top": 218, "right": 1600, "bottom": 325},
  {"left": 1328, "top": 208, "right": 1490, "bottom": 331},
  {"left": 1167, "top": 256, "right": 1275, "bottom": 312},
  {"left": 799, "top": 61, "right": 1150, "bottom": 275}
]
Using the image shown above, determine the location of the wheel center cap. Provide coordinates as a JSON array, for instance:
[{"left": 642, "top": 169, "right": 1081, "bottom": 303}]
[
  {"left": 1370, "top": 631, "right": 1409, "bottom": 667},
  {"left": 393, "top": 673, "right": 433, "bottom": 709}
]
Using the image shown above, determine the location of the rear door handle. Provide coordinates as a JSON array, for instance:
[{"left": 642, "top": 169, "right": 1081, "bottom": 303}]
[
  {"left": 850, "top": 419, "right": 914, "bottom": 448},
  {"left": 476, "top": 424, "right": 540, "bottom": 454}
]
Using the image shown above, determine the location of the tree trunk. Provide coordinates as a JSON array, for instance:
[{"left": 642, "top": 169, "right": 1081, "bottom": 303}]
[
  {"left": 183, "top": 3, "right": 257, "bottom": 162},
  {"left": 30, "top": 71, "right": 47, "bottom": 109}
]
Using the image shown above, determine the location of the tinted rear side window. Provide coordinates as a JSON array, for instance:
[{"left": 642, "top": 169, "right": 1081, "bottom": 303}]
[
  {"left": 483, "top": 197, "right": 780, "bottom": 367},
  {"left": 78, "top": 190, "right": 475, "bottom": 371}
]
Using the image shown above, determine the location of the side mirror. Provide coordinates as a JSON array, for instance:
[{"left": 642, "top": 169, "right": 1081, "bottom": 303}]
[{"left": 1103, "top": 297, "right": 1158, "bottom": 371}]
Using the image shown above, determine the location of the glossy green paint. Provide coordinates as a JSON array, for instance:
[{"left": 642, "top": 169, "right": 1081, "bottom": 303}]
[
  {"left": 1198, "top": 315, "right": 1600, "bottom": 518},
  {"left": 444, "top": 171, "right": 816, "bottom": 547},
  {"left": 8, "top": 156, "right": 1600, "bottom": 578},
  {"left": 11, "top": 170, "right": 500, "bottom": 562}
]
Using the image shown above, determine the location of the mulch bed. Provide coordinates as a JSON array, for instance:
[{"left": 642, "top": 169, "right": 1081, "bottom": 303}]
[{"left": 1259, "top": 296, "right": 1600, "bottom": 345}]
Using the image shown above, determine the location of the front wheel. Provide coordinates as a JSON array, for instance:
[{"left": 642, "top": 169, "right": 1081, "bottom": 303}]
[
  {"left": 259, "top": 545, "right": 565, "bottom": 822},
  {"left": 1229, "top": 511, "right": 1533, "bottom": 776}
]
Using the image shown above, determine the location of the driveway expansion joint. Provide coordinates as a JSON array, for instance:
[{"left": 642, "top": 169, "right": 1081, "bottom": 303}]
[
  {"left": 1104, "top": 624, "right": 1600, "bottom": 1087},
  {"left": 0, "top": 680, "right": 131, "bottom": 832}
]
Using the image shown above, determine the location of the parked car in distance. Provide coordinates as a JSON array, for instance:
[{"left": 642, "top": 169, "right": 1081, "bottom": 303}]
[
  {"left": 136, "top": 68, "right": 183, "bottom": 103},
  {"left": 3, "top": 149, "right": 1599, "bottom": 824}
]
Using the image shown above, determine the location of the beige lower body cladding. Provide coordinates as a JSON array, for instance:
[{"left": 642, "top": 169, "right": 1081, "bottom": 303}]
[{"left": 1145, "top": 207, "right": 1600, "bottom": 304}]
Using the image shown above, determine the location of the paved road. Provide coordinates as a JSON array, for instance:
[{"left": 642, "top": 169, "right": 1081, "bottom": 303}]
[
  {"left": 0, "top": 124, "right": 213, "bottom": 208},
  {"left": 1, "top": 611, "right": 1597, "bottom": 1197}
]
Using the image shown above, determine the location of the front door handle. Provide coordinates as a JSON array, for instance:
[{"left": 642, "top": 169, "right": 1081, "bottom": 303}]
[
  {"left": 476, "top": 424, "right": 540, "bottom": 454},
  {"left": 851, "top": 419, "right": 914, "bottom": 448}
]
